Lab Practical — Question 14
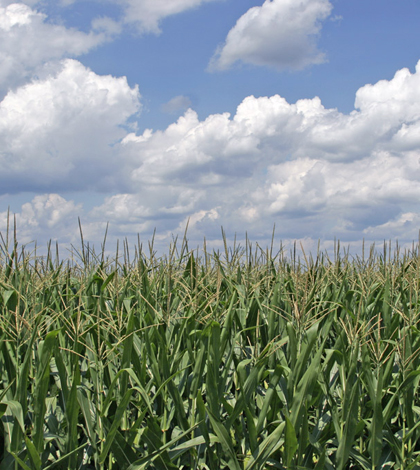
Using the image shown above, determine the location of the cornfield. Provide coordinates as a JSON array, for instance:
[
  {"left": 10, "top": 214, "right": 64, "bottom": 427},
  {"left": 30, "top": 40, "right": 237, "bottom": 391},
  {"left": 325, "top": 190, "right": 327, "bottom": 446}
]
[{"left": 1, "top": 230, "right": 420, "bottom": 469}]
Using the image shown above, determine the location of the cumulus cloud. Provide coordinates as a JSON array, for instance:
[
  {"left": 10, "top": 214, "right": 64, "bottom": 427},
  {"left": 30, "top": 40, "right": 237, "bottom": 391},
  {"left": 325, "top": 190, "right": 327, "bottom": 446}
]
[
  {"left": 0, "top": 194, "right": 83, "bottom": 245},
  {"left": 100, "top": 61, "right": 420, "bottom": 246},
  {"left": 4, "top": 61, "right": 420, "bottom": 251},
  {"left": 362, "top": 212, "right": 420, "bottom": 241},
  {"left": 0, "top": 59, "right": 141, "bottom": 192},
  {"left": 0, "top": 3, "right": 112, "bottom": 94},
  {"left": 209, "top": 0, "right": 333, "bottom": 71}
]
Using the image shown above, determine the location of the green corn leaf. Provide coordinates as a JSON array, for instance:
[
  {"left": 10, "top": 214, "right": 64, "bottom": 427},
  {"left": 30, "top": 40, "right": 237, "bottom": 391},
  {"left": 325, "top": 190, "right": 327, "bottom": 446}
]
[
  {"left": 361, "top": 343, "right": 384, "bottom": 467},
  {"left": 24, "top": 436, "right": 42, "bottom": 470},
  {"left": 220, "top": 290, "right": 238, "bottom": 354},
  {"left": 100, "top": 270, "right": 116, "bottom": 292},
  {"left": 226, "top": 358, "right": 265, "bottom": 430},
  {"left": 256, "top": 364, "right": 283, "bottom": 434},
  {"left": 120, "top": 307, "right": 135, "bottom": 423},
  {"left": 52, "top": 343, "right": 69, "bottom": 404},
  {"left": 126, "top": 422, "right": 200, "bottom": 470},
  {"left": 348, "top": 447, "right": 372, "bottom": 470},
  {"left": 32, "top": 329, "right": 60, "bottom": 453},
  {"left": 245, "top": 421, "right": 285, "bottom": 470},
  {"left": 284, "top": 415, "right": 298, "bottom": 468},
  {"left": 77, "top": 387, "right": 98, "bottom": 454},
  {"left": 189, "top": 340, "right": 207, "bottom": 399},
  {"left": 382, "top": 370, "right": 420, "bottom": 424},
  {"left": 335, "top": 375, "right": 360, "bottom": 470},
  {"left": 289, "top": 339, "right": 324, "bottom": 430},
  {"left": 0, "top": 403, "right": 7, "bottom": 420},
  {"left": 207, "top": 408, "right": 242, "bottom": 470},
  {"left": 168, "top": 434, "right": 218, "bottom": 461},
  {"left": 290, "top": 322, "right": 319, "bottom": 389},
  {"left": 206, "top": 321, "right": 222, "bottom": 419},
  {"left": 99, "top": 388, "right": 134, "bottom": 464},
  {"left": 244, "top": 406, "right": 258, "bottom": 454},
  {"left": 2, "top": 399, "right": 25, "bottom": 459},
  {"left": 371, "top": 371, "right": 384, "bottom": 467},
  {"left": 2, "top": 400, "right": 25, "bottom": 438},
  {"left": 107, "top": 429, "right": 141, "bottom": 469},
  {"left": 196, "top": 391, "right": 210, "bottom": 444},
  {"left": 8, "top": 452, "right": 32, "bottom": 470},
  {"left": 2, "top": 289, "right": 18, "bottom": 311},
  {"left": 16, "top": 322, "right": 39, "bottom": 415},
  {"left": 66, "top": 363, "right": 80, "bottom": 469},
  {"left": 42, "top": 441, "right": 90, "bottom": 470}
]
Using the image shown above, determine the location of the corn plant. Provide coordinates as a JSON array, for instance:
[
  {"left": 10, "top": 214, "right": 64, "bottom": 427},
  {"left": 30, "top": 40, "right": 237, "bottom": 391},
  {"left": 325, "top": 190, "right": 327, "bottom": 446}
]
[{"left": 1, "top": 230, "right": 420, "bottom": 469}]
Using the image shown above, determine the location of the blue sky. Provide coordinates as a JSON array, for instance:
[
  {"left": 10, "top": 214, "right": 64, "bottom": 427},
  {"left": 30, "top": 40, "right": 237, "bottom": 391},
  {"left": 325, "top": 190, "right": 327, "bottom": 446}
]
[{"left": 1, "top": 0, "right": 420, "bottom": 256}]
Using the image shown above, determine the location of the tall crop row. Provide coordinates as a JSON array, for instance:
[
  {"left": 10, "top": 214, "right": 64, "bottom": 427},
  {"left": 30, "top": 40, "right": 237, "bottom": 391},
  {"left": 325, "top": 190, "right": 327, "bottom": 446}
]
[{"left": 1, "top": 235, "right": 420, "bottom": 469}]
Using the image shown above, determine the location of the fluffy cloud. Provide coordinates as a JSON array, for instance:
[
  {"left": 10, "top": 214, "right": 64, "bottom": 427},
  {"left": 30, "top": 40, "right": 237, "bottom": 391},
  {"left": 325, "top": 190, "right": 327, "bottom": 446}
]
[
  {"left": 1, "top": 0, "right": 222, "bottom": 34},
  {"left": 100, "top": 61, "right": 420, "bottom": 245},
  {"left": 0, "top": 3, "right": 111, "bottom": 94},
  {"left": 0, "top": 194, "right": 82, "bottom": 245},
  {"left": 4, "top": 61, "right": 420, "bottom": 251},
  {"left": 362, "top": 212, "right": 420, "bottom": 241},
  {"left": 209, "top": 0, "right": 333, "bottom": 71},
  {"left": 0, "top": 59, "right": 141, "bottom": 192}
]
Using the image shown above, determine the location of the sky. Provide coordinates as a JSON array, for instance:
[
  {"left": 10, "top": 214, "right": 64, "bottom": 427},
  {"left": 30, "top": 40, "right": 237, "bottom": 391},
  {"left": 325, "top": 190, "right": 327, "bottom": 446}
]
[{"left": 1, "top": 0, "right": 420, "bottom": 258}]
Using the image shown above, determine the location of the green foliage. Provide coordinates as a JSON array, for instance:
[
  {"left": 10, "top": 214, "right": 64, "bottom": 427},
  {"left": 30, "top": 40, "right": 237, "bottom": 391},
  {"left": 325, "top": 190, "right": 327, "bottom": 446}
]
[{"left": 1, "top": 230, "right": 420, "bottom": 469}]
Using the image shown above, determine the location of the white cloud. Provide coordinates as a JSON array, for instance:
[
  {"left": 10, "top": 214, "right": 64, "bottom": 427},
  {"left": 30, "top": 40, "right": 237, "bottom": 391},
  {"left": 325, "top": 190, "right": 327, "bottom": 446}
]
[
  {"left": 115, "top": 0, "right": 221, "bottom": 33},
  {"left": 0, "top": 59, "right": 141, "bottom": 192},
  {"left": 363, "top": 212, "right": 420, "bottom": 241},
  {"left": 4, "top": 61, "right": 420, "bottom": 251},
  {"left": 209, "top": 0, "right": 333, "bottom": 71},
  {"left": 0, "top": 3, "right": 112, "bottom": 94},
  {"left": 103, "top": 60, "right": 420, "bottom": 245},
  {"left": 0, "top": 194, "right": 82, "bottom": 245},
  {"left": 1, "top": 0, "right": 222, "bottom": 35},
  {"left": 161, "top": 95, "right": 192, "bottom": 114}
]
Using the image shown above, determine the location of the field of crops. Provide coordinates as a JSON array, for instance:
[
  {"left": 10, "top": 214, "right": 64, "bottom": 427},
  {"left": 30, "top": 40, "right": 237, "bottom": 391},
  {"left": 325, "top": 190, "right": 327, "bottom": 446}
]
[{"left": 1, "top": 231, "right": 420, "bottom": 469}]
